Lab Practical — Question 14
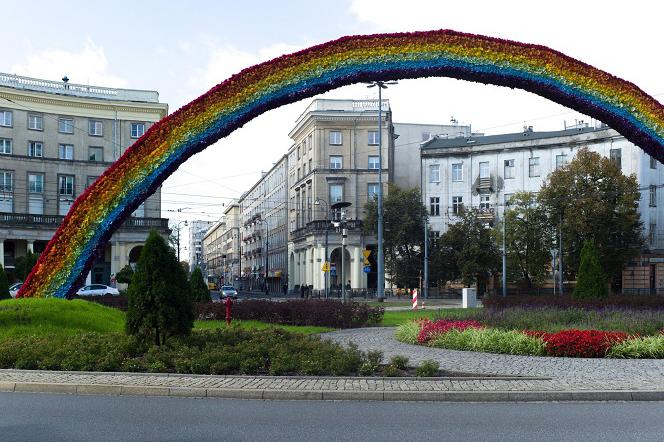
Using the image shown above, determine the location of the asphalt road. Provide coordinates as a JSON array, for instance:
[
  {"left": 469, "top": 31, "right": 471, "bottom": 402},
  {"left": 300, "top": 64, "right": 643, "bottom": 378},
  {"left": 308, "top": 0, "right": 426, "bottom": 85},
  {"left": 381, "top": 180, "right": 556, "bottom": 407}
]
[{"left": 2, "top": 393, "right": 663, "bottom": 441}]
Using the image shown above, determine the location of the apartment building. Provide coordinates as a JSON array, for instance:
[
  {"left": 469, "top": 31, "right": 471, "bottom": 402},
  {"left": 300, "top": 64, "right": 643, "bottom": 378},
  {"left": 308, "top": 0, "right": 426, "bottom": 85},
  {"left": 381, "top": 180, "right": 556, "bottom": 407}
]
[
  {"left": 188, "top": 220, "right": 213, "bottom": 272},
  {"left": 0, "top": 72, "right": 169, "bottom": 284}
]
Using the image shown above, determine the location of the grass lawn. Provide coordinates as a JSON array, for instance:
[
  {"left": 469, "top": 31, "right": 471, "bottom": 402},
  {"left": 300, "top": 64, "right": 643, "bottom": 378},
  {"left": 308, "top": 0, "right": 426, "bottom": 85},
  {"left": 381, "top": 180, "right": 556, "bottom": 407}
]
[
  {"left": 0, "top": 298, "right": 124, "bottom": 338},
  {"left": 379, "top": 308, "right": 475, "bottom": 327},
  {"left": 194, "top": 320, "right": 334, "bottom": 335}
]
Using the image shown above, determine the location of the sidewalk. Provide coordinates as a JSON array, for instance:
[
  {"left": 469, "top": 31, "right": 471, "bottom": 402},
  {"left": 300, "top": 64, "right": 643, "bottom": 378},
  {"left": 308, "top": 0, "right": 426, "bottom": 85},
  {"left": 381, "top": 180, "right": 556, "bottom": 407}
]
[{"left": 2, "top": 327, "right": 664, "bottom": 402}]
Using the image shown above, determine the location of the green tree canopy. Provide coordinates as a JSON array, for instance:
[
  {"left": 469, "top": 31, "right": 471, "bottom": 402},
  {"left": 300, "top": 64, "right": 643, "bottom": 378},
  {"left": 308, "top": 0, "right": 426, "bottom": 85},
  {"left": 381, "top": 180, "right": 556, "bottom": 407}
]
[
  {"left": 538, "top": 148, "right": 643, "bottom": 286},
  {"left": 190, "top": 267, "right": 211, "bottom": 302},
  {"left": 0, "top": 264, "right": 10, "bottom": 300},
  {"left": 503, "top": 192, "right": 555, "bottom": 288},
  {"left": 364, "top": 184, "right": 428, "bottom": 288},
  {"left": 435, "top": 208, "right": 501, "bottom": 292},
  {"left": 14, "top": 251, "right": 38, "bottom": 281},
  {"left": 115, "top": 264, "right": 134, "bottom": 284},
  {"left": 573, "top": 240, "right": 608, "bottom": 299},
  {"left": 126, "top": 230, "right": 194, "bottom": 345}
]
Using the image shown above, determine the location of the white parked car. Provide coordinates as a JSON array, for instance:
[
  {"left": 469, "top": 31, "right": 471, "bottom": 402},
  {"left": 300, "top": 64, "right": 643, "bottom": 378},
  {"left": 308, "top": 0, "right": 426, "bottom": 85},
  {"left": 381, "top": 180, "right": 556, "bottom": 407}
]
[
  {"left": 76, "top": 284, "right": 120, "bottom": 296},
  {"left": 220, "top": 285, "right": 238, "bottom": 299},
  {"left": 9, "top": 282, "right": 22, "bottom": 298}
]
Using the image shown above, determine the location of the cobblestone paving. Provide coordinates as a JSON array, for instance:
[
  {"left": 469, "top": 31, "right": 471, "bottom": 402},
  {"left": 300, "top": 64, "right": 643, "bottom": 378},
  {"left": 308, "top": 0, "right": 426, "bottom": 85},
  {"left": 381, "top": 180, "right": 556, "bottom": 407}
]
[{"left": 322, "top": 328, "right": 664, "bottom": 390}]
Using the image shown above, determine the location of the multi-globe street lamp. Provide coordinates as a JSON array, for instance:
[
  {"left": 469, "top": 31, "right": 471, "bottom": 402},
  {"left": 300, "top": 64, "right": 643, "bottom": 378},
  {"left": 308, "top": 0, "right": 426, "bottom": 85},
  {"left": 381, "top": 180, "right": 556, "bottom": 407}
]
[
  {"left": 366, "top": 80, "right": 397, "bottom": 301},
  {"left": 314, "top": 198, "right": 331, "bottom": 299}
]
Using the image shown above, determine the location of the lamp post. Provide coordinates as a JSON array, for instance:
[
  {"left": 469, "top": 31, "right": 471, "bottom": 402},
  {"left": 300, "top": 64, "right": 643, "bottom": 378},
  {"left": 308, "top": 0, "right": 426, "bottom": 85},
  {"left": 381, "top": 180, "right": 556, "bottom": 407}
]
[
  {"left": 366, "top": 81, "right": 396, "bottom": 301},
  {"left": 256, "top": 216, "right": 270, "bottom": 294},
  {"left": 314, "top": 198, "right": 331, "bottom": 299},
  {"left": 331, "top": 201, "right": 351, "bottom": 303},
  {"left": 175, "top": 220, "right": 188, "bottom": 262}
]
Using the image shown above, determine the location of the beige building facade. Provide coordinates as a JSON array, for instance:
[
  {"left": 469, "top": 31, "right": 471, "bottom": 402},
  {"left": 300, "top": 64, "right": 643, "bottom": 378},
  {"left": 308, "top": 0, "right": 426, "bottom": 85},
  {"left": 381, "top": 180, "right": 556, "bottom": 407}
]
[
  {"left": 0, "top": 73, "right": 169, "bottom": 284},
  {"left": 287, "top": 99, "right": 393, "bottom": 294}
]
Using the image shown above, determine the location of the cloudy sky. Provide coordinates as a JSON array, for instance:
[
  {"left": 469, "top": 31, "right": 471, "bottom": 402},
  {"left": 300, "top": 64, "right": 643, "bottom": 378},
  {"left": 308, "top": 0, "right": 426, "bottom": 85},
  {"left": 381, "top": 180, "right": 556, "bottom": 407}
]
[{"left": 2, "top": 0, "right": 661, "bottom": 237}]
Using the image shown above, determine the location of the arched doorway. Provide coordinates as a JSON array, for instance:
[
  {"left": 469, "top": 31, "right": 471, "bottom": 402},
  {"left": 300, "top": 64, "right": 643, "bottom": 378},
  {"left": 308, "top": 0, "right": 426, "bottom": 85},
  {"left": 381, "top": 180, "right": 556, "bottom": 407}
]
[
  {"left": 329, "top": 247, "right": 351, "bottom": 295},
  {"left": 128, "top": 246, "right": 143, "bottom": 270}
]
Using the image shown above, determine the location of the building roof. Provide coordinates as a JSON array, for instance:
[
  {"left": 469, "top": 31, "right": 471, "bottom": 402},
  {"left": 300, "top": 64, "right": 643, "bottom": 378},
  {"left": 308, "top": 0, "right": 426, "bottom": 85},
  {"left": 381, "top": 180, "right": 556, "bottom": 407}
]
[{"left": 421, "top": 125, "right": 613, "bottom": 151}]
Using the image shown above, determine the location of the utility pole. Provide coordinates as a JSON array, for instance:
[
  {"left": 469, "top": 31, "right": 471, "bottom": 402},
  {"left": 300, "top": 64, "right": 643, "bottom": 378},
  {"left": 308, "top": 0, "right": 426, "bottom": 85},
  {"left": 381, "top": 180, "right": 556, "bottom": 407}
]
[
  {"left": 559, "top": 213, "right": 564, "bottom": 295},
  {"left": 367, "top": 81, "right": 396, "bottom": 302},
  {"left": 502, "top": 205, "right": 507, "bottom": 297}
]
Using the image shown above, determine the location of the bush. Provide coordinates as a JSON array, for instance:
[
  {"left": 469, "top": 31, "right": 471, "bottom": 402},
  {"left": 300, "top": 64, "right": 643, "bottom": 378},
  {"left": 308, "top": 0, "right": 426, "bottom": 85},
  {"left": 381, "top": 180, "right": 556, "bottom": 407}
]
[
  {"left": 126, "top": 230, "right": 194, "bottom": 345},
  {"left": 482, "top": 295, "right": 664, "bottom": 310},
  {"left": 195, "top": 299, "right": 384, "bottom": 328},
  {"left": 429, "top": 328, "right": 546, "bottom": 356},
  {"left": 573, "top": 241, "right": 608, "bottom": 299},
  {"left": 394, "top": 321, "right": 420, "bottom": 344},
  {"left": 607, "top": 335, "right": 664, "bottom": 359},
  {"left": 190, "top": 267, "right": 211, "bottom": 303},
  {"left": 0, "top": 264, "right": 9, "bottom": 300},
  {"left": 115, "top": 264, "right": 134, "bottom": 284},
  {"left": 538, "top": 329, "right": 628, "bottom": 358},
  {"left": 383, "top": 365, "right": 401, "bottom": 377},
  {"left": 417, "top": 319, "right": 484, "bottom": 343},
  {"left": 389, "top": 355, "right": 409, "bottom": 370},
  {"left": 416, "top": 360, "right": 440, "bottom": 377}
]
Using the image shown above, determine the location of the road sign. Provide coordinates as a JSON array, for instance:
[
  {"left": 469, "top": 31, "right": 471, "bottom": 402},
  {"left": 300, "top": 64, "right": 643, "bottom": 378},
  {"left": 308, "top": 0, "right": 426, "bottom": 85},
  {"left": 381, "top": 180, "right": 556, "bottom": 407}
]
[
  {"left": 363, "top": 265, "right": 371, "bottom": 273},
  {"left": 363, "top": 249, "right": 371, "bottom": 265},
  {"left": 321, "top": 261, "right": 330, "bottom": 272}
]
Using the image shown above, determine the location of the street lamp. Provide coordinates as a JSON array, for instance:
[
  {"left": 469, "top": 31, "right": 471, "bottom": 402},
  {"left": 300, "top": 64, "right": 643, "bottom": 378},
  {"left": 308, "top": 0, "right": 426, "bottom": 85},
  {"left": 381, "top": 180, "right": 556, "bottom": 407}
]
[
  {"left": 366, "top": 80, "right": 397, "bottom": 301},
  {"left": 175, "top": 220, "right": 188, "bottom": 262},
  {"left": 314, "top": 198, "right": 331, "bottom": 299},
  {"left": 331, "top": 201, "right": 351, "bottom": 303}
]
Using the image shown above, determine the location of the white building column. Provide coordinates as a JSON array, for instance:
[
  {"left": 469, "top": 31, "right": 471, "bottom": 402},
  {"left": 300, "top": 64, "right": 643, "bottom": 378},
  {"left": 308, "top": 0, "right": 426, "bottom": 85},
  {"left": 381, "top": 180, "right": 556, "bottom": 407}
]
[
  {"left": 27, "top": 241, "right": 34, "bottom": 254},
  {"left": 350, "top": 246, "right": 363, "bottom": 289},
  {"left": 0, "top": 239, "right": 4, "bottom": 268}
]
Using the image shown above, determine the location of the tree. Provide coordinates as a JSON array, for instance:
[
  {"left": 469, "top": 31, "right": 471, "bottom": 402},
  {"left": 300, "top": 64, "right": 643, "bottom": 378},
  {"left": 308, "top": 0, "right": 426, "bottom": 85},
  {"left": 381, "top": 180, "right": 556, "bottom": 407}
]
[
  {"left": 538, "top": 148, "right": 643, "bottom": 288},
  {"left": 503, "top": 192, "right": 555, "bottom": 288},
  {"left": 434, "top": 208, "right": 501, "bottom": 292},
  {"left": 14, "top": 251, "right": 38, "bottom": 281},
  {"left": 0, "top": 264, "right": 10, "bottom": 300},
  {"left": 190, "top": 267, "right": 211, "bottom": 302},
  {"left": 573, "top": 241, "right": 608, "bottom": 299},
  {"left": 126, "top": 230, "right": 194, "bottom": 346},
  {"left": 115, "top": 264, "right": 134, "bottom": 284},
  {"left": 364, "top": 185, "right": 428, "bottom": 288}
]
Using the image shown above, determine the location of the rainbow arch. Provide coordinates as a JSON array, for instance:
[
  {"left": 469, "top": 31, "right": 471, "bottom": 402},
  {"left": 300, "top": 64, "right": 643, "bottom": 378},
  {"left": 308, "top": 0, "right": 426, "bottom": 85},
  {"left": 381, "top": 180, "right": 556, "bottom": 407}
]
[{"left": 18, "top": 30, "right": 664, "bottom": 298}]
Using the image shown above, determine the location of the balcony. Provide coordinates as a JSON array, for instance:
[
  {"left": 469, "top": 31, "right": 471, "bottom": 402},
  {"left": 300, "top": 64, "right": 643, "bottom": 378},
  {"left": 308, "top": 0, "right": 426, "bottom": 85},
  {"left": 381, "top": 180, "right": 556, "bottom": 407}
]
[
  {"left": 0, "top": 212, "right": 169, "bottom": 231},
  {"left": 475, "top": 176, "right": 495, "bottom": 193}
]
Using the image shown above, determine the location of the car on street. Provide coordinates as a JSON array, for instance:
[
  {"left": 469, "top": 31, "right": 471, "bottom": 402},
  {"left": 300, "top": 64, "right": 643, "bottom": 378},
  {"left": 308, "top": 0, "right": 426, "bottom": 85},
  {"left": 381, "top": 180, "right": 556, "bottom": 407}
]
[
  {"left": 76, "top": 284, "right": 120, "bottom": 296},
  {"left": 220, "top": 285, "right": 238, "bottom": 299},
  {"left": 9, "top": 282, "right": 22, "bottom": 298}
]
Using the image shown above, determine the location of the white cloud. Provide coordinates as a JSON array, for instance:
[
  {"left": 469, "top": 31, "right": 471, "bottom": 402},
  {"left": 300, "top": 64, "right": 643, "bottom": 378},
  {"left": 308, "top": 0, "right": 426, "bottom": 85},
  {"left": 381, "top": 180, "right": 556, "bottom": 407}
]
[{"left": 10, "top": 38, "right": 127, "bottom": 87}]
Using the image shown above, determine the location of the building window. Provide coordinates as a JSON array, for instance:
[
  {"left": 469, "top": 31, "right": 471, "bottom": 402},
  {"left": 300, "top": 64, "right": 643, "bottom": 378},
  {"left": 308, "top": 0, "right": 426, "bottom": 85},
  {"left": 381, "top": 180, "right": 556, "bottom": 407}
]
[
  {"left": 504, "top": 159, "right": 515, "bottom": 179},
  {"left": 58, "top": 118, "right": 74, "bottom": 134},
  {"left": 28, "top": 114, "right": 43, "bottom": 131},
  {"left": 430, "top": 197, "right": 440, "bottom": 216},
  {"left": 329, "top": 130, "right": 342, "bottom": 145},
  {"left": 330, "top": 155, "right": 343, "bottom": 169},
  {"left": 480, "top": 194, "right": 491, "bottom": 210},
  {"left": 28, "top": 173, "right": 44, "bottom": 193},
  {"left": 650, "top": 185, "right": 657, "bottom": 207},
  {"left": 429, "top": 164, "right": 440, "bottom": 183},
  {"left": 368, "top": 155, "right": 380, "bottom": 170},
  {"left": 0, "top": 138, "right": 12, "bottom": 155},
  {"left": 297, "top": 146, "right": 300, "bottom": 159},
  {"left": 368, "top": 183, "right": 379, "bottom": 200},
  {"left": 504, "top": 193, "right": 514, "bottom": 206},
  {"left": 297, "top": 168, "right": 301, "bottom": 180},
  {"left": 86, "top": 176, "right": 99, "bottom": 188},
  {"left": 610, "top": 148, "right": 622, "bottom": 169},
  {"left": 651, "top": 156, "right": 658, "bottom": 170},
  {"left": 59, "top": 144, "right": 74, "bottom": 160},
  {"left": 28, "top": 141, "right": 43, "bottom": 157},
  {"left": 89, "top": 120, "right": 103, "bottom": 136},
  {"left": 308, "top": 134, "right": 312, "bottom": 150},
  {"left": 556, "top": 154, "right": 568, "bottom": 170},
  {"left": 650, "top": 223, "right": 657, "bottom": 246},
  {"left": 479, "top": 162, "right": 490, "bottom": 179},
  {"left": 0, "top": 110, "right": 12, "bottom": 127},
  {"left": 0, "top": 171, "right": 12, "bottom": 212},
  {"left": 529, "top": 157, "right": 540, "bottom": 177},
  {"left": 89, "top": 146, "right": 103, "bottom": 162},
  {"left": 368, "top": 130, "right": 379, "bottom": 145},
  {"left": 308, "top": 158, "right": 313, "bottom": 173},
  {"left": 330, "top": 184, "right": 343, "bottom": 203},
  {"left": 130, "top": 122, "right": 145, "bottom": 138},
  {"left": 452, "top": 163, "right": 463, "bottom": 182},
  {"left": 452, "top": 196, "right": 463, "bottom": 215},
  {"left": 58, "top": 175, "right": 75, "bottom": 216}
]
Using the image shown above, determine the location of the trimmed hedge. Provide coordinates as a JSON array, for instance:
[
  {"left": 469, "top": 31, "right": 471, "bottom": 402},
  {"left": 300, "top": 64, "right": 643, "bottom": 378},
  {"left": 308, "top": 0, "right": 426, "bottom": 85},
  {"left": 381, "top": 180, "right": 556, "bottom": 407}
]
[
  {"left": 482, "top": 294, "right": 664, "bottom": 310},
  {"left": 196, "top": 299, "right": 384, "bottom": 328}
]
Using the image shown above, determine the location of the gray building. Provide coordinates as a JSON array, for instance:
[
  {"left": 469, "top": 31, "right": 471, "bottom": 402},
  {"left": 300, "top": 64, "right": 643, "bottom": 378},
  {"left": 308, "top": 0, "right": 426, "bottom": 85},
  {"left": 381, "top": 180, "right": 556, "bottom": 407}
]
[
  {"left": 0, "top": 72, "right": 169, "bottom": 284},
  {"left": 188, "top": 220, "right": 213, "bottom": 272}
]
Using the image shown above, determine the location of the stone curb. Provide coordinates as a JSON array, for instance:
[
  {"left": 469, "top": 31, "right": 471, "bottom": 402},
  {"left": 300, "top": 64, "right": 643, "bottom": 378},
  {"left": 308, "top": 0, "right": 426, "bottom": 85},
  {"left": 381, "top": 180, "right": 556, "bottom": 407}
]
[{"left": 2, "top": 382, "right": 664, "bottom": 402}]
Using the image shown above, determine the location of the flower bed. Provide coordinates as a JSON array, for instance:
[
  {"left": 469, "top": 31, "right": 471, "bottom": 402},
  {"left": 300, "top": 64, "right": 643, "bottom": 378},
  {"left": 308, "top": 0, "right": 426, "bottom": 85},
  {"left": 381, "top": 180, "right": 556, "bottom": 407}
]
[{"left": 396, "top": 319, "right": 664, "bottom": 358}]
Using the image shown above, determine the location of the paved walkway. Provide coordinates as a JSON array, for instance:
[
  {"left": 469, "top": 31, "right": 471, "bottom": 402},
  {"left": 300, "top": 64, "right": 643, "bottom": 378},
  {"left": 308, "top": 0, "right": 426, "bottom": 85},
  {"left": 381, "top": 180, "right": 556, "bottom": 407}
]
[{"left": 1, "top": 327, "right": 663, "bottom": 402}]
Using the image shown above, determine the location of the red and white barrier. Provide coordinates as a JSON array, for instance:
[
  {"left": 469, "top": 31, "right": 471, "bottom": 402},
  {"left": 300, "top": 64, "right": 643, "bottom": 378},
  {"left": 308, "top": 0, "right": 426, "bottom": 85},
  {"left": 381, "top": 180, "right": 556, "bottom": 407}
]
[{"left": 412, "top": 288, "right": 418, "bottom": 310}]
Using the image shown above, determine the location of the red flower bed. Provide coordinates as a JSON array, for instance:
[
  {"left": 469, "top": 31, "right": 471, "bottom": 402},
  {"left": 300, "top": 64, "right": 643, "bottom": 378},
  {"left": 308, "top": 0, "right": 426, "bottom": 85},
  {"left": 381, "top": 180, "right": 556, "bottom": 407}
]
[
  {"left": 417, "top": 319, "right": 484, "bottom": 343},
  {"left": 534, "top": 329, "right": 629, "bottom": 358}
]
